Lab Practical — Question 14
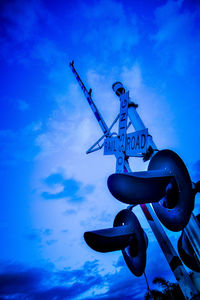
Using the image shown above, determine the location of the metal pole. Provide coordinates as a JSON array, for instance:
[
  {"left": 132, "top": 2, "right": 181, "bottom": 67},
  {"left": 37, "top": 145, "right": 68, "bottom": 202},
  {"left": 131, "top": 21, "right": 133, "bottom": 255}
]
[{"left": 184, "top": 213, "right": 200, "bottom": 262}]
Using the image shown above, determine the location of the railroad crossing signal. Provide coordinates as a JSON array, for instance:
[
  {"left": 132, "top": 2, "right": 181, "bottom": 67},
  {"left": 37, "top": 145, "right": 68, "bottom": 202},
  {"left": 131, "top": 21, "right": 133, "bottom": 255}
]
[{"left": 69, "top": 61, "right": 200, "bottom": 299}]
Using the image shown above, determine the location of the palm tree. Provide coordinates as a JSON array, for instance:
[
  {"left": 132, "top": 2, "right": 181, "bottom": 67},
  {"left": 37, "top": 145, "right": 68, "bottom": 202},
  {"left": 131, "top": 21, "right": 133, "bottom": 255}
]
[
  {"left": 144, "top": 277, "right": 185, "bottom": 300},
  {"left": 144, "top": 289, "right": 165, "bottom": 300}
]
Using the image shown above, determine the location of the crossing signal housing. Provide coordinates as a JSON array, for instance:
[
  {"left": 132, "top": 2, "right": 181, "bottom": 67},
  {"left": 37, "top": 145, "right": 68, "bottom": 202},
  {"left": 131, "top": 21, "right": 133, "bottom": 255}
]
[
  {"left": 107, "top": 150, "right": 194, "bottom": 232},
  {"left": 84, "top": 209, "right": 148, "bottom": 277}
]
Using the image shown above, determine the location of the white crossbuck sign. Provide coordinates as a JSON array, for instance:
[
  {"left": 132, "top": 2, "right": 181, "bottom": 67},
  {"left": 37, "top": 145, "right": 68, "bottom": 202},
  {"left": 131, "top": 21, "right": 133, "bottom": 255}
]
[
  {"left": 103, "top": 92, "right": 148, "bottom": 172},
  {"left": 104, "top": 128, "right": 148, "bottom": 156}
]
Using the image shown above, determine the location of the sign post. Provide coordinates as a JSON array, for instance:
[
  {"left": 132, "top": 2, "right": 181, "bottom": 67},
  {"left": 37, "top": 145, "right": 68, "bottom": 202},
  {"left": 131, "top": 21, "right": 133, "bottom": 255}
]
[{"left": 116, "top": 91, "right": 129, "bottom": 173}]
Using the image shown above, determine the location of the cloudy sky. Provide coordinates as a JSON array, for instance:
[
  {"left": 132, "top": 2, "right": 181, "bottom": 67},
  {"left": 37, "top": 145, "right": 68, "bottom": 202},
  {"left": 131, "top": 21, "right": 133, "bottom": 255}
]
[{"left": 1, "top": 0, "right": 200, "bottom": 299}]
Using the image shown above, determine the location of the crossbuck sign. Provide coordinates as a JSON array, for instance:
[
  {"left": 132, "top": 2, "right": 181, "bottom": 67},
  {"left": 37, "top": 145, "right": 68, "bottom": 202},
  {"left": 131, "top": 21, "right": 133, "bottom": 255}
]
[{"left": 104, "top": 92, "right": 148, "bottom": 173}]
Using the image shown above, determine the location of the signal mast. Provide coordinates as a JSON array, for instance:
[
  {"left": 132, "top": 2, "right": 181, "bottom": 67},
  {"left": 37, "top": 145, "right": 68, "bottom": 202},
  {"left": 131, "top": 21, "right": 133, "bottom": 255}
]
[{"left": 69, "top": 61, "right": 200, "bottom": 299}]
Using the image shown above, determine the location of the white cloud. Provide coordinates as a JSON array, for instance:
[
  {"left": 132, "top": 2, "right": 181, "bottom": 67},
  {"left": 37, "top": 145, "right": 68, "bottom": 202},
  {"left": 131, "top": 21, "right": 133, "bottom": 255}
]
[
  {"left": 70, "top": 0, "right": 139, "bottom": 65},
  {"left": 1, "top": 0, "right": 41, "bottom": 43},
  {"left": 120, "top": 64, "right": 177, "bottom": 149},
  {"left": 83, "top": 0, "right": 139, "bottom": 51},
  {"left": 18, "top": 100, "right": 29, "bottom": 111},
  {"left": 0, "top": 121, "right": 42, "bottom": 166},
  {"left": 153, "top": 0, "right": 200, "bottom": 75},
  {"left": 31, "top": 77, "right": 122, "bottom": 268},
  {"left": 32, "top": 62, "right": 178, "bottom": 270},
  {"left": 0, "top": 0, "right": 65, "bottom": 68}
]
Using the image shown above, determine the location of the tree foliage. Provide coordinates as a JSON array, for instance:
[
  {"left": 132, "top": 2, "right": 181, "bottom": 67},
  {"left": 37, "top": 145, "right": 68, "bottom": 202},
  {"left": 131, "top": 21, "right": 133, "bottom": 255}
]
[{"left": 144, "top": 277, "right": 185, "bottom": 300}]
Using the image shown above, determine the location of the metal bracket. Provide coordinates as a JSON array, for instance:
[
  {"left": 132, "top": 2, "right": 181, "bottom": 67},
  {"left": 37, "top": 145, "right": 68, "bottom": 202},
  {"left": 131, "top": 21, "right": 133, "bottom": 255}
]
[{"left": 86, "top": 114, "right": 120, "bottom": 154}]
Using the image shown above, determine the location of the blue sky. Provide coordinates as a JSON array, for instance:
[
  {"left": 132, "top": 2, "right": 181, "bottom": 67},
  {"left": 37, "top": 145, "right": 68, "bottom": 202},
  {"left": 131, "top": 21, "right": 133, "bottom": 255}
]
[{"left": 1, "top": 0, "right": 200, "bottom": 299}]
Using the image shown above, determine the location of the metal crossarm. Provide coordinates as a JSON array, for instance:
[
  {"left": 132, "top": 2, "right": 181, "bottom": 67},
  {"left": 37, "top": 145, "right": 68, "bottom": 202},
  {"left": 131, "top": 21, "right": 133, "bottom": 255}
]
[
  {"left": 69, "top": 61, "right": 110, "bottom": 136},
  {"left": 86, "top": 134, "right": 105, "bottom": 154}
]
